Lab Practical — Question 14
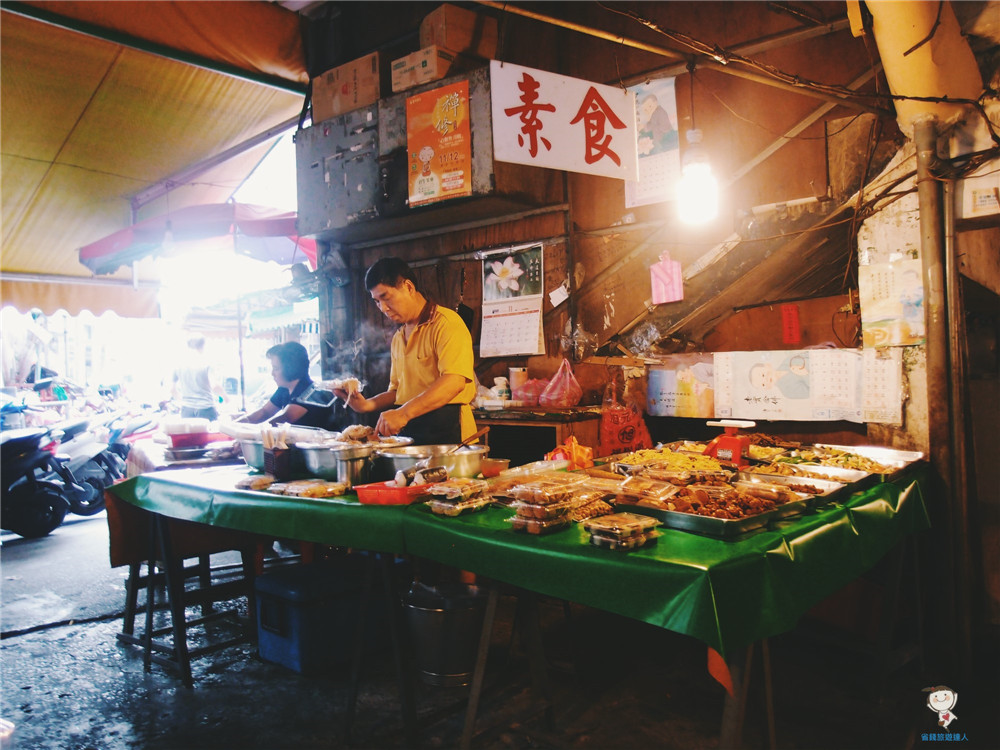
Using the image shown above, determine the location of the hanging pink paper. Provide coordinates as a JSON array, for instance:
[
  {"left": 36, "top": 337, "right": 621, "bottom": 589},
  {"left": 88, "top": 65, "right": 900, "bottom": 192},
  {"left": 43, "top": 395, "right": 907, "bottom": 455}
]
[{"left": 650, "top": 253, "right": 683, "bottom": 304}]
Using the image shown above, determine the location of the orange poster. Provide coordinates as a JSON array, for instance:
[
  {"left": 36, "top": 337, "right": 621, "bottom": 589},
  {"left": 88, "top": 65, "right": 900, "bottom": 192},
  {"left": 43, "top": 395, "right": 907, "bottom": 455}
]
[{"left": 406, "top": 81, "right": 472, "bottom": 207}]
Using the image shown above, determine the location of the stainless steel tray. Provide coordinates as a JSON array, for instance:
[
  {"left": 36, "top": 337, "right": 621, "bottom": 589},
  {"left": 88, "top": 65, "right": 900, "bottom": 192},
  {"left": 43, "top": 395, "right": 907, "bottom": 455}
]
[
  {"left": 734, "top": 473, "right": 843, "bottom": 520},
  {"left": 786, "top": 444, "right": 924, "bottom": 482},
  {"left": 744, "top": 462, "right": 871, "bottom": 485},
  {"left": 616, "top": 501, "right": 773, "bottom": 539}
]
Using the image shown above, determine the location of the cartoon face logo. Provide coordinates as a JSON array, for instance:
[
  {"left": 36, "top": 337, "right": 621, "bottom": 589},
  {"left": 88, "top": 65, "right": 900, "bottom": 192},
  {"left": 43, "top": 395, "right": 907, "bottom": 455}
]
[{"left": 923, "top": 685, "right": 958, "bottom": 730}]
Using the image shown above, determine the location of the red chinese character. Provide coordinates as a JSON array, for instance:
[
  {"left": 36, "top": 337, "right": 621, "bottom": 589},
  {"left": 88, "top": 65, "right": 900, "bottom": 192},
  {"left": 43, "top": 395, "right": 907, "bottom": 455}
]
[
  {"left": 570, "top": 87, "right": 627, "bottom": 166},
  {"left": 503, "top": 73, "right": 556, "bottom": 157}
]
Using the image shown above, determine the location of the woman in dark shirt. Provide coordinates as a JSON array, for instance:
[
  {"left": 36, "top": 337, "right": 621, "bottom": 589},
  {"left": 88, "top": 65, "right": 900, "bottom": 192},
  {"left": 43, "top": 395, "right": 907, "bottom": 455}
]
[{"left": 238, "top": 342, "right": 332, "bottom": 428}]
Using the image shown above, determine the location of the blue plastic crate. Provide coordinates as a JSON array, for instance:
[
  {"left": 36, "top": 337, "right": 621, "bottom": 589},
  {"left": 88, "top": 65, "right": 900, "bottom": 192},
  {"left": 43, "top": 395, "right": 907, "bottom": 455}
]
[{"left": 255, "top": 556, "right": 388, "bottom": 674}]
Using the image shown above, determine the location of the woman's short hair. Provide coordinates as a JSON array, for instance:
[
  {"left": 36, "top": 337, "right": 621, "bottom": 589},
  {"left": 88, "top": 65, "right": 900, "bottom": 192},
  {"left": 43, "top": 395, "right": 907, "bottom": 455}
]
[
  {"left": 365, "top": 257, "right": 417, "bottom": 291},
  {"left": 266, "top": 341, "right": 310, "bottom": 382}
]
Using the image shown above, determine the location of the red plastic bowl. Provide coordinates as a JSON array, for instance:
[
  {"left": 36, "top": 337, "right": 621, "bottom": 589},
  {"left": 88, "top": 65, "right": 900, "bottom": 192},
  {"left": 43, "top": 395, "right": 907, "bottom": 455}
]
[{"left": 170, "top": 432, "right": 210, "bottom": 448}]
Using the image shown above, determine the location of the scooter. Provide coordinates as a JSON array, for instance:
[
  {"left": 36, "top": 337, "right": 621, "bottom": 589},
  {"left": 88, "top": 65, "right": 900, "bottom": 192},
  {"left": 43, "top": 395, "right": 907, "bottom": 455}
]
[
  {"left": 1, "top": 427, "right": 70, "bottom": 538},
  {"left": 47, "top": 417, "right": 120, "bottom": 515}
]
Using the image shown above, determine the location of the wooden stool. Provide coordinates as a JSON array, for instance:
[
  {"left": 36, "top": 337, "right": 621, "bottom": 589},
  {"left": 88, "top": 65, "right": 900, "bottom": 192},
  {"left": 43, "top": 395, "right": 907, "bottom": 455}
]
[{"left": 106, "top": 492, "right": 266, "bottom": 687}]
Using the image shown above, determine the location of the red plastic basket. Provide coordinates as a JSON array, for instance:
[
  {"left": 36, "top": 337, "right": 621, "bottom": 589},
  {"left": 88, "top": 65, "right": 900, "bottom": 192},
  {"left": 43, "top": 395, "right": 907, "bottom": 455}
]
[{"left": 354, "top": 481, "right": 431, "bottom": 505}]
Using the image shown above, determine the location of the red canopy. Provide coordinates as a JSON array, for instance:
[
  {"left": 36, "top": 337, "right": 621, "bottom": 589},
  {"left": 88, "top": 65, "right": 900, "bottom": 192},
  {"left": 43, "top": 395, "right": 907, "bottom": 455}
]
[{"left": 78, "top": 202, "right": 317, "bottom": 276}]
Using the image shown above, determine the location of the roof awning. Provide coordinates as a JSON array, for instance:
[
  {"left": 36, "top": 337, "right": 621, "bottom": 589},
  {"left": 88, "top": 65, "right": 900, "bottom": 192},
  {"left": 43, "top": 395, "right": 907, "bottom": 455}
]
[
  {"left": 77, "top": 202, "right": 317, "bottom": 276},
  {"left": 1, "top": 275, "right": 160, "bottom": 318}
]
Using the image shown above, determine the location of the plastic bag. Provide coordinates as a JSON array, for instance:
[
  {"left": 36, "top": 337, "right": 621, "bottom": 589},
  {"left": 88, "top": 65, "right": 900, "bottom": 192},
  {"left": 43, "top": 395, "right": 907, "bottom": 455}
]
[
  {"left": 599, "top": 372, "right": 652, "bottom": 457},
  {"left": 538, "top": 358, "right": 583, "bottom": 408},
  {"left": 544, "top": 436, "right": 594, "bottom": 470},
  {"left": 513, "top": 378, "right": 549, "bottom": 406}
]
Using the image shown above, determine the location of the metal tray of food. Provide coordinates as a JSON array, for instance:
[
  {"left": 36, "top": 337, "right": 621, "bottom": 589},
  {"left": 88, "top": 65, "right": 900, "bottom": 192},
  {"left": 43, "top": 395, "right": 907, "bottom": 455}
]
[
  {"left": 616, "top": 501, "right": 773, "bottom": 539},
  {"left": 780, "top": 444, "right": 923, "bottom": 482},
  {"left": 743, "top": 461, "right": 871, "bottom": 486},
  {"left": 733, "top": 475, "right": 841, "bottom": 520},
  {"left": 736, "top": 472, "right": 845, "bottom": 499},
  {"left": 662, "top": 439, "right": 788, "bottom": 463}
]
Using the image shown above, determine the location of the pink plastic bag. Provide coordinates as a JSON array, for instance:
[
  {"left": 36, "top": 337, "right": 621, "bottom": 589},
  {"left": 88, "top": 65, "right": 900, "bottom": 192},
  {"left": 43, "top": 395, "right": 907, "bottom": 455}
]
[
  {"left": 512, "top": 378, "right": 549, "bottom": 406},
  {"left": 538, "top": 358, "right": 583, "bottom": 409}
]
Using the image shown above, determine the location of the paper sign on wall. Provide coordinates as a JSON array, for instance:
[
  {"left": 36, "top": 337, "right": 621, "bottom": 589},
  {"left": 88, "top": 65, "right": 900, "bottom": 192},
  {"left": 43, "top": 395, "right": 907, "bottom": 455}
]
[
  {"left": 491, "top": 60, "right": 638, "bottom": 181},
  {"left": 406, "top": 81, "right": 472, "bottom": 207}
]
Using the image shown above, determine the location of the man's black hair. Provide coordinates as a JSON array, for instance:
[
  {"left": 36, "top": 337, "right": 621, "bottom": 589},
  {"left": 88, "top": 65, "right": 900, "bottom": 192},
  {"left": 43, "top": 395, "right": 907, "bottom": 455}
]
[{"left": 365, "top": 257, "right": 417, "bottom": 291}]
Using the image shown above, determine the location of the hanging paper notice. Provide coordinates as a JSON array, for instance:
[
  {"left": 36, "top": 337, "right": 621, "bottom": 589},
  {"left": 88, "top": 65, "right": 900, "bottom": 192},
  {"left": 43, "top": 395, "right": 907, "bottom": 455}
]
[
  {"left": 714, "top": 349, "right": 864, "bottom": 422},
  {"left": 646, "top": 354, "right": 715, "bottom": 418},
  {"left": 858, "top": 258, "right": 925, "bottom": 347},
  {"left": 479, "top": 245, "right": 545, "bottom": 357},
  {"left": 406, "top": 81, "right": 472, "bottom": 207},
  {"left": 862, "top": 347, "right": 903, "bottom": 424},
  {"left": 625, "top": 78, "right": 681, "bottom": 208},
  {"left": 650, "top": 253, "right": 683, "bottom": 304},
  {"left": 491, "top": 61, "right": 638, "bottom": 181}
]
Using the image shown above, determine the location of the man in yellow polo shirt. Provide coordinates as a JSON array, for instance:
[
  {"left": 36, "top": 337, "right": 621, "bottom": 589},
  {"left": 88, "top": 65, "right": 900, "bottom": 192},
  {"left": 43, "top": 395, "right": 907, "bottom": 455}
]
[{"left": 334, "top": 257, "right": 477, "bottom": 444}]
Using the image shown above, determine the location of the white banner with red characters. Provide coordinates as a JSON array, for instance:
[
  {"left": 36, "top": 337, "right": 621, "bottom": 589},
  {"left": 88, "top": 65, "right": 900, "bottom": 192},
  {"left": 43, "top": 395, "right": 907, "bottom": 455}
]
[{"left": 490, "top": 61, "right": 638, "bottom": 181}]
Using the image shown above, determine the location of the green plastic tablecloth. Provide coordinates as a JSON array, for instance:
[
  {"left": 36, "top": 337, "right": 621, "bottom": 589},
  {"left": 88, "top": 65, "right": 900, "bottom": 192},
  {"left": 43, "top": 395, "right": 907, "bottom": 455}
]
[
  {"left": 109, "top": 464, "right": 930, "bottom": 656},
  {"left": 400, "top": 467, "right": 930, "bottom": 657},
  {"left": 109, "top": 465, "right": 409, "bottom": 554}
]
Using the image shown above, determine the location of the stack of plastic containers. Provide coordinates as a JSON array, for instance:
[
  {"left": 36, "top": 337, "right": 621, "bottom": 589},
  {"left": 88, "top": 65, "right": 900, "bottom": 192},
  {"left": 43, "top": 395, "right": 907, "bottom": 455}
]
[
  {"left": 426, "top": 478, "right": 492, "bottom": 516},
  {"left": 582, "top": 512, "right": 662, "bottom": 551}
]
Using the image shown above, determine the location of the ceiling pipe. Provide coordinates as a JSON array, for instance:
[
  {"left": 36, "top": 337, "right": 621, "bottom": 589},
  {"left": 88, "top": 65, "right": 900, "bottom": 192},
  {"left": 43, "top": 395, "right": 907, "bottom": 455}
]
[
  {"left": 476, "top": 1, "right": 887, "bottom": 116},
  {"left": 863, "top": 0, "right": 983, "bottom": 137},
  {"left": 862, "top": 0, "right": 982, "bottom": 681}
]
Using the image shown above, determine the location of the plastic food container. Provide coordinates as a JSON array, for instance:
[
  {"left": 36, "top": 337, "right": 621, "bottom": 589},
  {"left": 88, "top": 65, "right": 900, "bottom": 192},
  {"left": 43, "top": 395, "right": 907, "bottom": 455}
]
[
  {"left": 510, "top": 497, "right": 578, "bottom": 520},
  {"left": 510, "top": 477, "right": 587, "bottom": 505},
  {"left": 427, "top": 496, "right": 493, "bottom": 516},
  {"left": 508, "top": 516, "right": 571, "bottom": 535},
  {"left": 582, "top": 512, "right": 662, "bottom": 538},
  {"left": 617, "top": 476, "right": 681, "bottom": 503},
  {"left": 589, "top": 529, "right": 661, "bottom": 551},
  {"left": 354, "top": 481, "right": 431, "bottom": 505},
  {"left": 426, "top": 478, "right": 490, "bottom": 500}
]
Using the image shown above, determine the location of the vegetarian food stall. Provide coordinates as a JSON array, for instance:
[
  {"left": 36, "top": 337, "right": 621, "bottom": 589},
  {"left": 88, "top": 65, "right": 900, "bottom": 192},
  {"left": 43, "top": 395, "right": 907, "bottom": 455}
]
[{"left": 105, "top": 430, "right": 929, "bottom": 745}]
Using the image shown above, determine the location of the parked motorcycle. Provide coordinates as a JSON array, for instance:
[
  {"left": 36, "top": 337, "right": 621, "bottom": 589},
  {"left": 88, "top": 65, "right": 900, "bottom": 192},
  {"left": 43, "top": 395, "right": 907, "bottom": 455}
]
[
  {"left": 48, "top": 417, "right": 121, "bottom": 515},
  {"left": 1, "top": 427, "right": 70, "bottom": 538}
]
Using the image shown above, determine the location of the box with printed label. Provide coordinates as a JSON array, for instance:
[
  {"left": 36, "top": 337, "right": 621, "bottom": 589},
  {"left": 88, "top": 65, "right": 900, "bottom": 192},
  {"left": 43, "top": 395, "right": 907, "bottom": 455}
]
[
  {"left": 312, "top": 52, "right": 382, "bottom": 123},
  {"left": 391, "top": 46, "right": 466, "bottom": 93},
  {"left": 420, "top": 4, "right": 498, "bottom": 60}
]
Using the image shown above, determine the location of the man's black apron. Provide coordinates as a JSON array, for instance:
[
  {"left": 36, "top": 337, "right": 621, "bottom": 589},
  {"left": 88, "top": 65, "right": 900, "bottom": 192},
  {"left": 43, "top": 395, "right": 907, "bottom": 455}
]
[{"left": 399, "top": 403, "right": 462, "bottom": 445}]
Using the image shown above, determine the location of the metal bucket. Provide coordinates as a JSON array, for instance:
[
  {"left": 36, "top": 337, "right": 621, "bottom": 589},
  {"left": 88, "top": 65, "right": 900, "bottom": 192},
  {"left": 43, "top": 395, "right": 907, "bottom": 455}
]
[{"left": 402, "top": 583, "right": 487, "bottom": 687}]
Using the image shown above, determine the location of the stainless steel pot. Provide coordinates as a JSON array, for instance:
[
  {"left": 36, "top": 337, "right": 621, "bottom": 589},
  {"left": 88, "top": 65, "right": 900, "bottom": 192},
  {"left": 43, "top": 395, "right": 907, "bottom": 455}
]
[
  {"left": 298, "top": 443, "right": 375, "bottom": 486},
  {"left": 240, "top": 440, "right": 265, "bottom": 470},
  {"left": 372, "top": 444, "right": 489, "bottom": 481}
]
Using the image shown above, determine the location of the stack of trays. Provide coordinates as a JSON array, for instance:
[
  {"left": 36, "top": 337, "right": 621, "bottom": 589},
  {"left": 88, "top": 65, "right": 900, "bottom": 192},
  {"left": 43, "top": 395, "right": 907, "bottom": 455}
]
[
  {"left": 426, "top": 478, "right": 492, "bottom": 516},
  {"left": 582, "top": 512, "right": 662, "bottom": 551}
]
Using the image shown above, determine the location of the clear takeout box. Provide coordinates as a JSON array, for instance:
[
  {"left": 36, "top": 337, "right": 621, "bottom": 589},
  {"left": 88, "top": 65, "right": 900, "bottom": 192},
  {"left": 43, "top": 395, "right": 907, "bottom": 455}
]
[
  {"left": 508, "top": 515, "right": 571, "bottom": 535},
  {"left": 582, "top": 512, "right": 662, "bottom": 538},
  {"left": 428, "top": 496, "right": 493, "bottom": 516},
  {"left": 589, "top": 529, "right": 661, "bottom": 551}
]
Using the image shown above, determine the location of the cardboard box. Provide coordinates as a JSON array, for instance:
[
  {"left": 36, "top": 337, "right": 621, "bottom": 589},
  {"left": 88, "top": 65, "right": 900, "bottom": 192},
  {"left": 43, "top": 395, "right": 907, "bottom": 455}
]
[
  {"left": 420, "top": 3, "right": 497, "bottom": 60},
  {"left": 312, "top": 52, "right": 382, "bottom": 123},
  {"left": 391, "top": 46, "right": 464, "bottom": 93}
]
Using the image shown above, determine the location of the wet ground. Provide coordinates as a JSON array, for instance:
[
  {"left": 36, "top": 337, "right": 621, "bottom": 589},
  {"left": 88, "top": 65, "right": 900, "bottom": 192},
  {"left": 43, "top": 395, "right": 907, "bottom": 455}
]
[{"left": 2, "top": 515, "right": 997, "bottom": 750}]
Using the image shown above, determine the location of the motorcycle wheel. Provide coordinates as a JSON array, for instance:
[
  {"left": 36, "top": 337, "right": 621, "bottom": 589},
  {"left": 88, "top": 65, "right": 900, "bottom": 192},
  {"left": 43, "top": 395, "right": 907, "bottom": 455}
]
[
  {"left": 68, "top": 477, "right": 106, "bottom": 516},
  {"left": 3, "top": 483, "right": 68, "bottom": 538}
]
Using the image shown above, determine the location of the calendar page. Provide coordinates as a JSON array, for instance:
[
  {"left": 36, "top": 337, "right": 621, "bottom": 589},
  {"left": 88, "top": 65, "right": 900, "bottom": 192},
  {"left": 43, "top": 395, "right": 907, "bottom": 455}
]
[
  {"left": 479, "top": 297, "right": 544, "bottom": 358},
  {"left": 713, "top": 349, "right": 865, "bottom": 422},
  {"left": 625, "top": 78, "right": 681, "bottom": 209},
  {"left": 479, "top": 244, "right": 545, "bottom": 358}
]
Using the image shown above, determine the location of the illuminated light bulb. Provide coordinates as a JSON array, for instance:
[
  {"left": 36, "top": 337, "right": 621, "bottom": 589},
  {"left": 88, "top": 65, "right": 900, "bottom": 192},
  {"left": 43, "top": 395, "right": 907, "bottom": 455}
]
[{"left": 678, "top": 129, "right": 719, "bottom": 225}]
